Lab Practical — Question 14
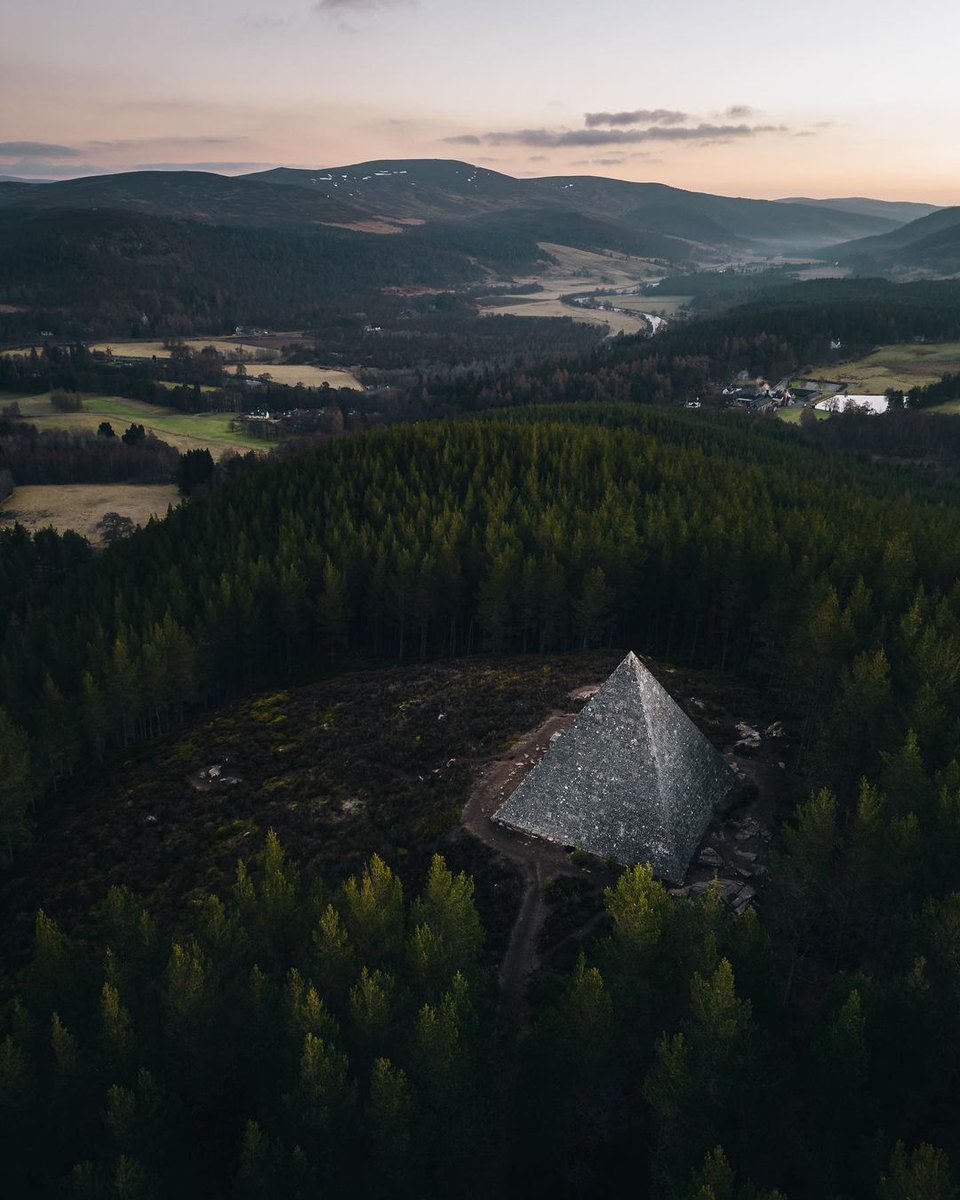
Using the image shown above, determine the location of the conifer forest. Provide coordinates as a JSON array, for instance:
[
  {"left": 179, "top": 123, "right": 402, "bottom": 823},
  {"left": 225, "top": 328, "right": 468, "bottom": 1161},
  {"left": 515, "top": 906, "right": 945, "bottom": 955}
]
[{"left": 4, "top": 208, "right": 960, "bottom": 1197}]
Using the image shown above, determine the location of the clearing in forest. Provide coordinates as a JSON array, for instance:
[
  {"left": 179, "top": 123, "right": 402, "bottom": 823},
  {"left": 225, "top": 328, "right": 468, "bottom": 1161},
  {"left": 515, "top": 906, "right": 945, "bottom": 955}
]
[
  {"left": 12, "top": 393, "right": 266, "bottom": 457},
  {"left": 86, "top": 339, "right": 362, "bottom": 389},
  {"left": 804, "top": 342, "right": 960, "bottom": 395},
  {"left": 0, "top": 483, "right": 180, "bottom": 545}
]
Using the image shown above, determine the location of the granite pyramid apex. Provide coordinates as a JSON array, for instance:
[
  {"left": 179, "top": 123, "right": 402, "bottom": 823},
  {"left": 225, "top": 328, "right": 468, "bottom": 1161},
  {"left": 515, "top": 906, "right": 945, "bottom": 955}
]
[{"left": 494, "top": 651, "right": 733, "bottom": 882}]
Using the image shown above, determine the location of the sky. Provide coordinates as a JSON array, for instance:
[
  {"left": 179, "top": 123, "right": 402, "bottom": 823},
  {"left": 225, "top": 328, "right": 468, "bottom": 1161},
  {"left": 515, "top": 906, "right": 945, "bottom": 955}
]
[{"left": 2, "top": 0, "right": 959, "bottom": 203}]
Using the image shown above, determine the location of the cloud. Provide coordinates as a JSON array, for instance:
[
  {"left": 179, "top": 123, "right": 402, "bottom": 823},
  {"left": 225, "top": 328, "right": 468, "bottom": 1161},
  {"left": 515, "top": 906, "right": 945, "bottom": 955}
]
[
  {"left": 720, "top": 105, "right": 755, "bottom": 119},
  {"left": 245, "top": 14, "right": 287, "bottom": 29},
  {"left": 0, "top": 141, "right": 80, "bottom": 159},
  {"left": 314, "top": 0, "right": 413, "bottom": 11},
  {"left": 585, "top": 109, "right": 687, "bottom": 128},
  {"left": 445, "top": 123, "right": 787, "bottom": 149},
  {"left": 571, "top": 156, "right": 629, "bottom": 166},
  {"left": 528, "top": 154, "right": 549, "bottom": 161},
  {"left": 90, "top": 136, "right": 239, "bottom": 150}
]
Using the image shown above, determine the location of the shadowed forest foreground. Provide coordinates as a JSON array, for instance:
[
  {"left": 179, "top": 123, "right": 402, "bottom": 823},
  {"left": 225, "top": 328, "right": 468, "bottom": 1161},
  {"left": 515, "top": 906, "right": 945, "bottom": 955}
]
[{"left": 5, "top": 405, "right": 960, "bottom": 1196}]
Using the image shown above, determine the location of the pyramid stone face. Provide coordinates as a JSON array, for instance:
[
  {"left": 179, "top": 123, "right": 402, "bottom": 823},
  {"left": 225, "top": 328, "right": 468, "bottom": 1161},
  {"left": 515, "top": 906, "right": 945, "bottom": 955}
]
[{"left": 494, "top": 652, "right": 734, "bottom": 882}]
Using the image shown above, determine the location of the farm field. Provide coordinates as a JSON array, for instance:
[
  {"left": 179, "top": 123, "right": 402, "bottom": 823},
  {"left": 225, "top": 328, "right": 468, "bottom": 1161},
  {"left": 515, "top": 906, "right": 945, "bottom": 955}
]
[
  {"left": 776, "top": 406, "right": 830, "bottom": 423},
  {"left": 1, "top": 483, "right": 180, "bottom": 545},
  {"left": 613, "top": 294, "right": 693, "bottom": 316},
  {"left": 86, "top": 339, "right": 362, "bottom": 389},
  {"left": 12, "top": 393, "right": 267, "bottom": 457},
  {"left": 481, "top": 297, "right": 648, "bottom": 336},
  {"left": 480, "top": 242, "right": 663, "bottom": 337},
  {"left": 805, "top": 342, "right": 960, "bottom": 393},
  {"left": 247, "top": 363, "right": 361, "bottom": 388}
]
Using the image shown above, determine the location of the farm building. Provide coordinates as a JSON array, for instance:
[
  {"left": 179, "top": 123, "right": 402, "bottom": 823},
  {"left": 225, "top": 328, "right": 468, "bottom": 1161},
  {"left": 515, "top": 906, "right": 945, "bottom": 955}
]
[
  {"left": 815, "top": 393, "right": 889, "bottom": 415},
  {"left": 494, "top": 652, "right": 734, "bottom": 883}
]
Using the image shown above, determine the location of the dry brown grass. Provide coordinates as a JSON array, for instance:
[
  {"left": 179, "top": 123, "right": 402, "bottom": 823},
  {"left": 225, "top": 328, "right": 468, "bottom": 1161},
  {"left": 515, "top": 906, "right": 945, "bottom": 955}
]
[
  {"left": 247, "top": 363, "right": 361, "bottom": 389},
  {"left": 1, "top": 483, "right": 180, "bottom": 546},
  {"left": 84, "top": 340, "right": 361, "bottom": 389},
  {"left": 481, "top": 298, "right": 647, "bottom": 336}
]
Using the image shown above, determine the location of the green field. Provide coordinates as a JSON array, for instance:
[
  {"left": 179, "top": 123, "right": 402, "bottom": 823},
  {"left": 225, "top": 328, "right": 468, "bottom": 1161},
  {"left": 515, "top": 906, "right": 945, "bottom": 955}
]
[
  {"left": 8, "top": 393, "right": 270, "bottom": 457},
  {"left": 612, "top": 294, "right": 693, "bottom": 316},
  {"left": 804, "top": 342, "right": 960, "bottom": 393},
  {"left": 775, "top": 406, "right": 831, "bottom": 424}
]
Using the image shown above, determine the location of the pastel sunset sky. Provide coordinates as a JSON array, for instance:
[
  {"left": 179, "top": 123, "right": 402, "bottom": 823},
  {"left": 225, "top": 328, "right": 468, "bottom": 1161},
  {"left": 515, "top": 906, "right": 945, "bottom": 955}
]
[{"left": 3, "top": 0, "right": 958, "bottom": 202}]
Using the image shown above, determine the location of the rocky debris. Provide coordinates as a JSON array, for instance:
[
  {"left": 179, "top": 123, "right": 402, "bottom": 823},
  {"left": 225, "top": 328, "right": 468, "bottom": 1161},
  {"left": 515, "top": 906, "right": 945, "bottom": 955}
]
[
  {"left": 698, "top": 847, "right": 724, "bottom": 868},
  {"left": 686, "top": 876, "right": 759, "bottom": 914},
  {"left": 733, "top": 722, "right": 762, "bottom": 757},
  {"left": 764, "top": 721, "right": 785, "bottom": 738},
  {"left": 189, "top": 761, "right": 243, "bottom": 790},
  {"left": 549, "top": 730, "right": 563, "bottom": 744}
]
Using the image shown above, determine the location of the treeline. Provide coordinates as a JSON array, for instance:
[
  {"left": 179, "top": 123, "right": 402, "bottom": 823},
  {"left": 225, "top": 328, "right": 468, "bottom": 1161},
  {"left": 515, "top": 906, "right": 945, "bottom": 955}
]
[
  {"left": 5, "top": 406, "right": 960, "bottom": 841},
  {"left": 0, "top": 421, "right": 179, "bottom": 485},
  {"left": 906, "top": 371, "right": 960, "bottom": 409}
]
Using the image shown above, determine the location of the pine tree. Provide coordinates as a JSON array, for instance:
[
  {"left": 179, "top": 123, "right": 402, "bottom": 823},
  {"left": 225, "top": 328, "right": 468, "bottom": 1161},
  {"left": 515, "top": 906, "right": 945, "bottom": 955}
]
[
  {"left": 878, "top": 1142, "right": 957, "bottom": 1200},
  {"left": 0, "top": 707, "right": 34, "bottom": 861}
]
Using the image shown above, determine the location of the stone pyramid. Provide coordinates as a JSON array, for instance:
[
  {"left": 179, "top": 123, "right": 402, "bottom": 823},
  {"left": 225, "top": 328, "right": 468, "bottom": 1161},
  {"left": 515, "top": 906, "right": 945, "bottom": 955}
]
[{"left": 494, "top": 652, "right": 733, "bottom": 882}]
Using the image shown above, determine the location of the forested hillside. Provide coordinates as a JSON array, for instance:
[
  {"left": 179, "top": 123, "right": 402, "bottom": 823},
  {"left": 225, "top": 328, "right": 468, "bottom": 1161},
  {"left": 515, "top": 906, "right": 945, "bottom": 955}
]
[
  {"left": 4, "top": 403, "right": 960, "bottom": 830},
  {"left": 6, "top": 402, "right": 960, "bottom": 1196},
  {"left": 0, "top": 207, "right": 545, "bottom": 341}
]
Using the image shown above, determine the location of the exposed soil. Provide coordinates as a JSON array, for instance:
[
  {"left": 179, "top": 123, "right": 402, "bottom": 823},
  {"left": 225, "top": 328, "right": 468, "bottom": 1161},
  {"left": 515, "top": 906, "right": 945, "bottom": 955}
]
[
  {"left": 461, "top": 670, "right": 804, "bottom": 1025},
  {"left": 462, "top": 707, "right": 589, "bottom": 1024}
]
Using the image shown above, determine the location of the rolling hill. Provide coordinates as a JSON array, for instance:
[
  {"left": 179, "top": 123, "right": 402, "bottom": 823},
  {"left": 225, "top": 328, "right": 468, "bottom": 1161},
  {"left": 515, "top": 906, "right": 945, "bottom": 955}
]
[
  {"left": 777, "top": 195, "right": 941, "bottom": 224},
  {"left": 829, "top": 205, "right": 960, "bottom": 272},
  {"left": 0, "top": 159, "right": 916, "bottom": 258}
]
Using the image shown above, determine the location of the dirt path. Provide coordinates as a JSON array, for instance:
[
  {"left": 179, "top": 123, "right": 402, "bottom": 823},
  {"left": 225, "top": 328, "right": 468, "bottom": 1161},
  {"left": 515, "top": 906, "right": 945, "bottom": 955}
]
[{"left": 461, "top": 709, "right": 588, "bottom": 1026}]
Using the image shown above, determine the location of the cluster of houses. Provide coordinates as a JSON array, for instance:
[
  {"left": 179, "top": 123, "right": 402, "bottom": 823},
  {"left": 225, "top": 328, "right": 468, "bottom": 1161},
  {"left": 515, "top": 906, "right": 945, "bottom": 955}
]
[{"left": 722, "top": 370, "right": 890, "bottom": 416}]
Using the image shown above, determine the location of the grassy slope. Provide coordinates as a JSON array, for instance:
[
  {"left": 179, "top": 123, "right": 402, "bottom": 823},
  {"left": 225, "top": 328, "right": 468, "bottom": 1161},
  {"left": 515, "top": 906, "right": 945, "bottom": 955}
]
[
  {"left": 802, "top": 342, "right": 960, "bottom": 393},
  {"left": 12, "top": 393, "right": 267, "bottom": 456}
]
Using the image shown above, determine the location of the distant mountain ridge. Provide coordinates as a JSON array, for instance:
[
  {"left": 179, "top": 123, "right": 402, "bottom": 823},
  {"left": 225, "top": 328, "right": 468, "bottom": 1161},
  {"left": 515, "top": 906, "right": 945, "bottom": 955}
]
[
  {"left": 776, "top": 196, "right": 941, "bottom": 224},
  {"left": 0, "top": 158, "right": 924, "bottom": 258}
]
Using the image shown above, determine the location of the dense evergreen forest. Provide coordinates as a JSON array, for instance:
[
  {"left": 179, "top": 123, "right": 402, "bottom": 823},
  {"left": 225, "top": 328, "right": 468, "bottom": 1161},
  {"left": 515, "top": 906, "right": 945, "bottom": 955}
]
[
  {"left": 0, "top": 207, "right": 545, "bottom": 341},
  {"left": 6, "top": 274, "right": 960, "bottom": 1194}
]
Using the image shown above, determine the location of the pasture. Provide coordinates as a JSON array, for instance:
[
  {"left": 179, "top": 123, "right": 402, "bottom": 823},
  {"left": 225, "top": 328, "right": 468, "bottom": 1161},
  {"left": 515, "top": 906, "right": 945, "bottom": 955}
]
[
  {"left": 13, "top": 393, "right": 266, "bottom": 457},
  {"left": 1, "top": 483, "right": 180, "bottom": 546},
  {"left": 86, "top": 338, "right": 362, "bottom": 389},
  {"left": 612, "top": 294, "right": 694, "bottom": 317},
  {"left": 805, "top": 342, "right": 960, "bottom": 394},
  {"left": 481, "top": 297, "right": 648, "bottom": 337},
  {"left": 248, "top": 363, "right": 361, "bottom": 389}
]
